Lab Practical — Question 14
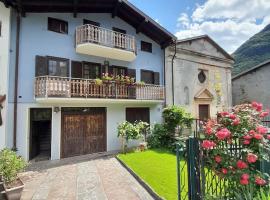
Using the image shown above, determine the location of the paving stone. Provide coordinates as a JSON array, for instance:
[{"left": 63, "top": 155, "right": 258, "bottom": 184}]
[{"left": 19, "top": 156, "right": 153, "bottom": 200}]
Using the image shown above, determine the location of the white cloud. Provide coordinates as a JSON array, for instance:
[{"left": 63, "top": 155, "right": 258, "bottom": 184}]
[{"left": 175, "top": 0, "right": 270, "bottom": 53}]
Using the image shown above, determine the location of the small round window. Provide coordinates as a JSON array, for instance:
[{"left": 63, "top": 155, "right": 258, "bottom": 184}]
[{"left": 198, "top": 70, "right": 206, "bottom": 83}]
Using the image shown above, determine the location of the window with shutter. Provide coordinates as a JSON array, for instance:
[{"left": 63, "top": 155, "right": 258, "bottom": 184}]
[
  {"left": 111, "top": 66, "right": 127, "bottom": 77},
  {"left": 127, "top": 68, "right": 136, "bottom": 81},
  {"left": 48, "top": 17, "right": 68, "bottom": 34},
  {"left": 141, "top": 41, "right": 152, "bottom": 53},
  {"left": 126, "top": 108, "right": 150, "bottom": 123}
]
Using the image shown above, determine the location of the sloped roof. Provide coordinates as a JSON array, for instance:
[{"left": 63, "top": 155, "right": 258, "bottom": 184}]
[
  {"left": 177, "top": 35, "right": 234, "bottom": 61},
  {"left": 232, "top": 59, "right": 270, "bottom": 80},
  {"left": 1, "top": 0, "right": 176, "bottom": 47}
]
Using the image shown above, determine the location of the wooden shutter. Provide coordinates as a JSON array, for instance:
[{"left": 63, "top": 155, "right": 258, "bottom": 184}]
[
  {"left": 108, "top": 66, "right": 114, "bottom": 75},
  {"left": 127, "top": 68, "right": 136, "bottom": 81},
  {"left": 71, "top": 61, "right": 82, "bottom": 78},
  {"left": 154, "top": 72, "right": 160, "bottom": 85},
  {"left": 35, "top": 56, "right": 48, "bottom": 76}
]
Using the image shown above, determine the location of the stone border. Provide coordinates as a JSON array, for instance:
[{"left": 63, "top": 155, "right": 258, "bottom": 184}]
[{"left": 115, "top": 156, "right": 163, "bottom": 200}]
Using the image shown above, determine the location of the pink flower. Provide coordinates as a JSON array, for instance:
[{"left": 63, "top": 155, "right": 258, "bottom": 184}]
[
  {"left": 229, "top": 114, "right": 236, "bottom": 120},
  {"left": 216, "top": 128, "right": 231, "bottom": 140},
  {"left": 243, "top": 135, "right": 252, "bottom": 140},
  {"left": 249, "top": 130, "right": 256, "bottom": 135},
  {"left": 206, "top": 127, "right": 212, "bottom": 135},
  {"left": 247, "top": 153, "right": 258, "bottom": 163},
  {"left": 253, "top": 133, "right": 263, "bottom": 140},
  {"left": 255, "top": 177, "right": 267, "bottom": 186},
  {"left": 202, "top": 140, "right": 216, "bottom": 149},
  {"left": 256, "top": 103, "right": 263, "bottom": 112},
  {"left": 252, "top": 101, "right": 258, "bottom": 108},
  {"left": 221, "top": 168, "right": 228, "bottom": 174},
  {"left": 232, "top": 118, "right": 240, "bottom": 126},
  {"left": 241, "top": 173, "right": 250, "bottom": 180},
  {"left": 259, "top": 109, "right": 269, "bottom": 118},
  {"left": 240, "top": 179, "right": 249, "bottom": 185},
  {"left": 267, "top": 135, "right": 270, "bottom": 140},
  {"left": 215, "top": 155, "right": 222, "bottom": 163},
  {"left": 243, "top": 140, "right": 251, "bottom": 145},
  {"left": 237, "top": 160, "right": 248, "bottom": 169},
  {"left": 256, "top": 126, "right": 268, "bottom": 135},
  {"left": 220, "top": 111, "right": 229, "bottom": 117}
]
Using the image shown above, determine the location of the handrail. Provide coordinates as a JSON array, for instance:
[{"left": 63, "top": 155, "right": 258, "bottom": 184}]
[
  {"left": 34, "top": 76, "right": 164, "bottom": 100},
  {"left": 75, "top": 24, "right": 136, "bottom": 53}
]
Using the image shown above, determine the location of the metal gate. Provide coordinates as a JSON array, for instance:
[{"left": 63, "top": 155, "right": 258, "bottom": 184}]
[{"left": 176, "top": 133, "right": 243, "bottom": 199}]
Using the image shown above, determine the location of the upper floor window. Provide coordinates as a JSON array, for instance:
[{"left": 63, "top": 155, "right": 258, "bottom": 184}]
[
  {"left": 141, "top": 41, "right": 152, "bottom": 53},
  {"left": 83, "top": 19, "right": 100, "bottom": 27},
  {"left": 141, "top": 69, "right": 160, "bottom": 85},
  {"left": 198, "top": 70, "right": 206, "bottom": 83},
  {"left": 35, "top": 55, "right": 69, "bottom": 77},
  {"left": 112, "top": 66, "right": 127, "bottom": 77},
  {"left": 48, "top": 17, "right": 68, "bottom": 34},
  {"left": 48, "top": 57, "right": 69, "bottom": 77}
]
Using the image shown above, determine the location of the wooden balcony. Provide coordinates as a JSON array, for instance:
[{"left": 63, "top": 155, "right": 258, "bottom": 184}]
[
  {"left": 35, "top": 76, "right": 165, "bottom": 102},
  {"left": 75, "top": 24, "right": 136, "bottom": 62}
]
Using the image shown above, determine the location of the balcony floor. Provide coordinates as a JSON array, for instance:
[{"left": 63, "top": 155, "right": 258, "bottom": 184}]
[
  {"left": 35, "top": 97, "right": 164, "bottom": 105},
  {"left": 76, "top": 43, "right": 136, "bottom": 62}
]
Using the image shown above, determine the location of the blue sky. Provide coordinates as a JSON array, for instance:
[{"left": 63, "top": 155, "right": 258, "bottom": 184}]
[{"left": 129, "top": 0, "right": 270, "bottom": 53}]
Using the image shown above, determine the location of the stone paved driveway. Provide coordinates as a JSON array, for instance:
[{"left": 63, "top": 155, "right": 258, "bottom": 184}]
[{"left": 19, "top": 155, "right": 153, "bottom": 200}]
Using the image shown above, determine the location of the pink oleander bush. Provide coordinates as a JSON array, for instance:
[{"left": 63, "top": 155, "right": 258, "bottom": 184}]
[{"left": 201, "top": 102, "right": 270, "bottom": 194}]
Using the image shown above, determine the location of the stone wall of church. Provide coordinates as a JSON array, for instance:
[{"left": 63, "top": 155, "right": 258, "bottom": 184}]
[{"left": 165, "top": 39, "right": 233, "bottom": 119}]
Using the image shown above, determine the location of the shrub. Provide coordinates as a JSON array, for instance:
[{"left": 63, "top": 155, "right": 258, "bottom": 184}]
[
  {"left": 162, "top": 105, "right": 193, "bottom": 134},
  {"left": 0, "top": 148, "right": 27, "bottom": 184},
  {"left": 117, "top": 121, "right": 142, "bottom": 153},
  {"left": 147, "top": 123, "right": 170, "bottom": 148},
  {"left": 201, "top": 102, "right": 270, "bottom": 196}
]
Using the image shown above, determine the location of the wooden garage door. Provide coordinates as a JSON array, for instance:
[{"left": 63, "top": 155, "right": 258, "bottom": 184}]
[{"left": 61, "top": 108, "right": 106, "bottom": 158}]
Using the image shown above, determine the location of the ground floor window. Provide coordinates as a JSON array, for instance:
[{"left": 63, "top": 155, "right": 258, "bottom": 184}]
[{"left": 126, "top": 107, "right": 150, "bottom": 123}]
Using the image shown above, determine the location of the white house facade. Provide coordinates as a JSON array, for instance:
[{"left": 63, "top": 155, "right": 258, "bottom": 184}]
[
  {"left": 0, "top": 2, "right": 11, "bottom": 150},
  {"left": 2, "top": 0, "right": 175, "bottom": 161},
  {"left": 165, "top": 35, "right": 234, "bottom": 120}
]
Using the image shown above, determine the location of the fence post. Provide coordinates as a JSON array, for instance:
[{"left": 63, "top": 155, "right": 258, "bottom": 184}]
[
  {"left": 176, "top": 143, "right": 181, "bottom": 200},
  {"left": 187, "top": 137, "right": 202, "bottom": 200}
]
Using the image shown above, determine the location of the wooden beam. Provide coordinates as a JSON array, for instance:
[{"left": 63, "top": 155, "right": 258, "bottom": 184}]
[
  {"left": 112, "top": 0, "right": 122, "bottom": 18},
  {"left": 161, "top": 39, "right": 173, "bottom": 49},
  {"left": 136, "top": 19, "right": 147, "bottom": 34},
  {"left": 73, "top": 0, "right": 78, "bottom": 18}
]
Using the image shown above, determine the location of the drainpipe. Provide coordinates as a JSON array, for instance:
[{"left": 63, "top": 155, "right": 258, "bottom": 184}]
[
  {"left": 171, "top": 40, "right": 177, "bottom": 105},
  {"left": 13, "top": 12, "right": 21, "bottom": 151},
  {"left": 163, "top": 49, "right": 166, "bottom": 105}
]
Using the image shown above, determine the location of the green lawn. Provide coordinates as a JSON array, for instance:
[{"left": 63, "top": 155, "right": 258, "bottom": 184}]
[
  {"left": 117, "top": 149, "right": 226, "bottom": 200},
  {"left": 117, "top": 149, "right": 183, "bottom": 200}
]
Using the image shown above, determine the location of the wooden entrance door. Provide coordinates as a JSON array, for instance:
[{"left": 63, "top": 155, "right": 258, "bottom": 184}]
[
  {"left": 61, "top": 108, "right": 106, "bottom": 158},
  {"left": 199, "top": 104, "right": 210, "bottom": 120}
]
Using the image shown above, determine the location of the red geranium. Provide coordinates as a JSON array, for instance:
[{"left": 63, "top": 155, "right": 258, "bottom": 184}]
[
  {"left": 243, "top": 140, "right": 251, "bottom": 145},
  {"left": 229, "top": 114, "right": 236, "bottom": 120},
  {"left": 241, "top": 173, "right": 249, "bottom": 180},
  {"left": 246, "top": 153, "right": 258, "bottom": 163},
  {"left": 243, "top": 135, "right": 252, "bottom": 140},
  {"left": 237, "top": 160, "right": 248, "bottom": 169},
  {"left": 240, "top": 179, "right": 249, "bottom": 185},
  {"left": 232, "top": 118, "right": 240, "bottom": 126}
]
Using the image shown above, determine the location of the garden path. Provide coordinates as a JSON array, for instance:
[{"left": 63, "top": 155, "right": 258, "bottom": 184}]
[{"left": 19, "top": 155, "right": 153, "bottom": 200}]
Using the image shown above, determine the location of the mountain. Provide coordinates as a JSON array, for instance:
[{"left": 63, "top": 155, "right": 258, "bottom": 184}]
[{"left": 232, "top": 24, "right": 270, "bottom": 75}]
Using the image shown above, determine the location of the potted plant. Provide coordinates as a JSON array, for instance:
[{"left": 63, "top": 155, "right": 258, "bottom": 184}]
[
  {"left": 136, "top": 121, "right": 150, "bottom": 151},
  {"left": 0, "top": 148, "right": 27, "bottom": 200},
  {"left": 101, "top": 73, "right": 113, "bottom": 83},
  {"left": 95, "top": 78, "right": 103, "bottom": 85}
]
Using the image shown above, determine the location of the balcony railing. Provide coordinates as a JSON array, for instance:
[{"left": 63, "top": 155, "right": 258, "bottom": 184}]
[
  {"left": 75, "top": 24, "right": 136, "bottom": 53},
  {"left": 35, "top": 76, "right": 164, "bottom": 101}
]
